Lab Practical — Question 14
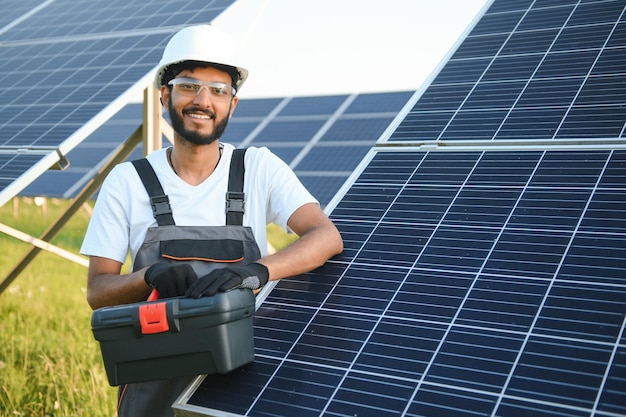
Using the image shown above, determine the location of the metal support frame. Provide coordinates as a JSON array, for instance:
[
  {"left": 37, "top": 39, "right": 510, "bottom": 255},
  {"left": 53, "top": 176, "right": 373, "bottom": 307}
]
[
  {"left": 143, "top": 85, "right": 163, "bottom": 155},
  {"left": 0, "top": 87, "right": 164, "bottom": 295},
  {"left": 0, "top": 126, "right": 143, "bottom": 294}
]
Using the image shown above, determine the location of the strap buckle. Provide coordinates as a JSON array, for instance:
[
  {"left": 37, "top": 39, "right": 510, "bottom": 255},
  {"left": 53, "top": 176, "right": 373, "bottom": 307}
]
[
  {"left": 225, "top": 191, "right": 245, "bottom": 214},
  {"left": 150, "top": 195, "right": 172, "bottom": 217}
]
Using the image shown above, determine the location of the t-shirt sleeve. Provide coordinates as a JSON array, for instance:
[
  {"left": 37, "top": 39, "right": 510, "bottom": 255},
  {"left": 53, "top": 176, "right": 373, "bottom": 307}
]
[
  {"left": 80, "top": 165, "right": 131, "bottom": 264},
  {"left": 255, "top": 148, "right": 318, "bottom": 230}
]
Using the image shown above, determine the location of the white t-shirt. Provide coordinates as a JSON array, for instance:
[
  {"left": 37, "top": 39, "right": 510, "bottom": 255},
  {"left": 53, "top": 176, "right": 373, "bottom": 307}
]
[{"left": 80, "top": 144, "right": 317, "bottom": 267}]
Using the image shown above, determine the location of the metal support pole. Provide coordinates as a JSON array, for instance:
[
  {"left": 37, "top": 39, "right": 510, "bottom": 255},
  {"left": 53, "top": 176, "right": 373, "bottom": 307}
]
[
  {"left": 143, "top": 86, "right": 162, "bottom": 156},
  {"left": 0, "top": 126, "right": 143, "bottom": 295}
]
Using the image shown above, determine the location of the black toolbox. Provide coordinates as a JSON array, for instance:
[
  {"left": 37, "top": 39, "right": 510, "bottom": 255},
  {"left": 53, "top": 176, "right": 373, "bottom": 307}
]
[{"left": 91, "top": 289, "right": 255, "bottom": 386}]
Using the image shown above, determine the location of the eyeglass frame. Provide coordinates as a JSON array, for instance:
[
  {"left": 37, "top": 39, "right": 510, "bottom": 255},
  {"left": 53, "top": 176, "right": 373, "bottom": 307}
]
[{"left": 167, "top": 77, "right": 237, "bottom": 101}]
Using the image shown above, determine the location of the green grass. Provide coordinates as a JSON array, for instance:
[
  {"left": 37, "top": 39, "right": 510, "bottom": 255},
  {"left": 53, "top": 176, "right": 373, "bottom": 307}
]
[
  {"left": 0, "top": 197, "right": 296, "bottom": 417},
  {"left": 0, "top": 198, "right": 116, "bottom": 417}
]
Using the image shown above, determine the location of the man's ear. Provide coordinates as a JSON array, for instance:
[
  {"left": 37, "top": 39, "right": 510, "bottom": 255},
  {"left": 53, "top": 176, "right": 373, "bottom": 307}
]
[
  {"left": 228, "top": 96, "right": 239, "bottom": 119},
  {"left": 160, "top": 85, "right": 170, "bottom": 110}
]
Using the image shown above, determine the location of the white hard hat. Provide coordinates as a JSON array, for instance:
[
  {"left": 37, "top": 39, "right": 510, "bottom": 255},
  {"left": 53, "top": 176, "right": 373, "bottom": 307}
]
[{"left": 153, "top": 25, "right": 249, "bottom": 92}]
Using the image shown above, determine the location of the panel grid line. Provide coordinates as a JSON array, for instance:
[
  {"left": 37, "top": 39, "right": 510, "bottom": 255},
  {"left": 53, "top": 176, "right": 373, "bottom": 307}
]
[
  {"left": 432, "top": 4, "right": 534, "bottom": 142},
  {"left": 592, "top": 313, "right": 626, "bottom": 415},
  {"left": 319, "top": 152, "right": 471, "bottom": 416},
  {"left": 242, "top": 153, "right": 425, "bottom": 415},
  {"left": 551, "top": 3, "right": 626, "bottom": 139},
  {"left": 489, "top": 1, "right": 579, "bottom": 141},
  {"left": 490, "top": 148, "right": 612, "bottom": 416}
]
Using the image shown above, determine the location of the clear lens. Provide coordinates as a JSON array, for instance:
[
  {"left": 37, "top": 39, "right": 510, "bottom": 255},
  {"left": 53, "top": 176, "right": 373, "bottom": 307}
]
[{"left": 168, "top": 78, "right": 236, "bottom": 101}]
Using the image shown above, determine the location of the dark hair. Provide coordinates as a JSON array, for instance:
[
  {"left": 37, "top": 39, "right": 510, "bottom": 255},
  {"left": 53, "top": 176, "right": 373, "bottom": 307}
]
[{"left": 161, "top": 60, "right": 240, "bottom": 90}]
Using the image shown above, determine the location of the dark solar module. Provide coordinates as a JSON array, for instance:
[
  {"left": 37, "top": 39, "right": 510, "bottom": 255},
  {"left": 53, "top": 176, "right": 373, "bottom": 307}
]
[
  {"left": 387, "top": 0, "right": 626, "bottom": 143},
  {"left": 182, "top": 149, "right": 626, "bottom": 417},
  {"left": 22, "top": 92, "right": 413, "bottom": 207},
  {"left": 0, "top": 0, "right": 236, "bottom": 203}
]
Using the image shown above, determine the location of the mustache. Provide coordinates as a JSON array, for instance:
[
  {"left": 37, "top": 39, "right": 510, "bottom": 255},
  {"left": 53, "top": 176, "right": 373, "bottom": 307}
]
[{"left": 183, "top": 107, "right": 216, "bottom": 119}]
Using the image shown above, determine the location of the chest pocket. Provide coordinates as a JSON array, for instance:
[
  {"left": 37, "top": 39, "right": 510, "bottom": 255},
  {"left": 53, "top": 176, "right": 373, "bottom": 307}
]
[{"left": 131, "top": 149, "right": 262, "bottom": 278}]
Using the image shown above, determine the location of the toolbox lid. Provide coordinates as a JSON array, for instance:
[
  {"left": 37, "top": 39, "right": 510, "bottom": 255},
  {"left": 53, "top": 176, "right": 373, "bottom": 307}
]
[{"left": 91, "top": 289, "right": 255, "bottom": 338}]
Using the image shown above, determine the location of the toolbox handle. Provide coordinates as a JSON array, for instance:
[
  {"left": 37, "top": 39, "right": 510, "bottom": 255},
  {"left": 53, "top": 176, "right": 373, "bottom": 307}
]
[{"left": 147, "top": 289, "right": 160, "bottom": 301}]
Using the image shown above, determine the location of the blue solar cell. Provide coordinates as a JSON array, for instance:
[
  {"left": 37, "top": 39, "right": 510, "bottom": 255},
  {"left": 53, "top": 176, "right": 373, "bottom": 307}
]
[
  {"left": 278, "top": 95, "right": 346, "bottom": 116},
  {"left": 517, "top": 4, "right": 575, "bottom": 30},
  {"left": 390, "top": 111, "right": 452, "bottom": 141},
  {"left": 345, "top": 91, "right": 413, "bottom": 114},
  {"left": 321, "top": 117, "right": 396, "bottom": 142},
  {"left": 463, "top": 80, "right": 527, "bottom": 109},
  {"left": 412, "top": 84, "right": 474, "bottom": 111},
  {"left": 231, "top": 98, "right": 283, "bottom": 117},
  {"left": 606, "top": 21, "right": 626, "bottom": 47},
  {"left": 449, "top": 33, "right": 510, "bottom": 59},
  {"left": 597, "top": 347, "right": 626, "bottom": 415},
  {"left": 508, "top": 337, "right": 612, "bottom": 408},
  {"left": 556, "top": 105, "right": 626, "bottom": 139},
  {"left": 575, "top": 76, "right": 626, "bottom": 105},
  {"left": 439, "top": 109, "right": 509, "bottom": 141},
  {"left": 553, "top": 24, "right": 615, "bottom": 51},
  {"left": 299, "top": 175, "right": 350, "bottom": 208},
  {"left": 408, "top": 385, "right": 497, "bottom": 417},
  {"left": 261, "top": 146, "right": 302, "bottom": 166},
  {"left": 221, "top": 121, "right": 258, "bottom": 145},
  {"left": 593, "top": 47, "right": 626, "bottom": 76},
  {"left": 430, "top": 58, "right": 491, "bottom": 84},
  {"left": 501, "top": 28, "right": 561, "bottom": 54},
  {"left": 0, "top": 0, "right": 44, "bottom": 28},
  {"left": 536, "top": 282, "right": 626, "bottom": 342},
  {"left": 567, "top": 0, "right": 626, "bottom": 26},
  {"left": 254, "top": 119, "right": 327, "bottom": 142},
  {"left": 516, "top": 78, "right": 583, "bottom": 107},
  {"left": 471, "top": 10, "right": 526, "bottom": 35},
  {"left": 483, "top": 54, "right": 544, "bottom": 81},
  {"left": 295, "top": 146, "right": 369, "bottom": 171}
]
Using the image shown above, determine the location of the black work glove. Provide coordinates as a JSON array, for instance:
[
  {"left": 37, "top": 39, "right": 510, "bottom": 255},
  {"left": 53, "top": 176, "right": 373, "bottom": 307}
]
[
  {"left": 144, "top": 262, "right": 198, "bottom": 298},
  {"left": 185, "top": 262, "right": 269, "bottom": 298}
]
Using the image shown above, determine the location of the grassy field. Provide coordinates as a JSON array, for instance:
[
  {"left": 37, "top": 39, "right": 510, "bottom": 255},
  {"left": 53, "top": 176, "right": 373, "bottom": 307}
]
[
  {"left": 0, "top": 198, "right": 115, "bottom": 417},
  {"left": 0, "top": 197, "right": 297, "bottom": 417}
]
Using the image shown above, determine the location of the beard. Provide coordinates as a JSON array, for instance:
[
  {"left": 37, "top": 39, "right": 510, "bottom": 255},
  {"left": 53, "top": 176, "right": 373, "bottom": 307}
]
[{"left": 168, "top": 97, "right": 231, "bottom": 145}]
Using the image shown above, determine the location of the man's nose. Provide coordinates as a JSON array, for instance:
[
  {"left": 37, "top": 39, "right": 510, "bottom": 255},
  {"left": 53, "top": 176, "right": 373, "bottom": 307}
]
[{"left": 192, "top": 85, "right": 213, "bottom": 105}]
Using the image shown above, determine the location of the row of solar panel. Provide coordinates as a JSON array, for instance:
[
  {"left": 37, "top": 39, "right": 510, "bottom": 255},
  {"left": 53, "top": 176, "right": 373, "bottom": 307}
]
[
  {"left": 389, "top": 1, "right": 626, "bottom": 142},
  {"left": 0, "top": 0, "right": 239, "bottom": 205},
  {"left": 177, "top": 0, "right": 626, "bottom": 415},
  {"left": 20, "top": 90, "right": 414, "bottom": 206}
]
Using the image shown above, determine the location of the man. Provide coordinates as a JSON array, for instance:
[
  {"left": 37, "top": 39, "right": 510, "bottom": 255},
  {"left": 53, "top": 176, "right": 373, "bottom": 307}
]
[{"left": 81, "top": 25, "right": 343, "bottom": 417}]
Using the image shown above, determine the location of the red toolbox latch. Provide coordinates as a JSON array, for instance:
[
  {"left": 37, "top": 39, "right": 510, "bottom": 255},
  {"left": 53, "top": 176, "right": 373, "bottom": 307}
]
[{"left": 138, "top": 302, "right": 170, "bottom": 334}]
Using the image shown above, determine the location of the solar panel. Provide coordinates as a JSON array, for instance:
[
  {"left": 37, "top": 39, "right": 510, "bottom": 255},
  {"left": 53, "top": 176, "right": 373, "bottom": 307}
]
[
  {"left": 386, "top": 0, "right": 626, "bottom": 144},
  {"left": 0, "top": 0, "right": 237, "bottom": 207},
  {"left": 234, "top": 91, "right": 413, "bottom": 206},
  {"left": 20, "top": 91, "right": 414, "bottom": 206},
  {"left": 175, "top": 0, "right": 626, "bottom": 416},
  {"left": 175, "top": 148, "right": 626, "bottom": 417}
]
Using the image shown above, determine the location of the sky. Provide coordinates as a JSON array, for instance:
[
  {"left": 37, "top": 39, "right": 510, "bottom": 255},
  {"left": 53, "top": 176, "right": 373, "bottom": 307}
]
[{"left": 212, "top": 0, "right": 489, "bottom": 99}]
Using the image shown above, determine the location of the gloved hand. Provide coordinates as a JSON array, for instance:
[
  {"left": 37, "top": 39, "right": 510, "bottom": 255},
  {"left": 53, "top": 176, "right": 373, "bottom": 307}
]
[
  {"left": 144, "top": 262, "right": 198, "bottom": 298},
  {"left": 185, "top": 262, "right": 269, "bottom": 298}
]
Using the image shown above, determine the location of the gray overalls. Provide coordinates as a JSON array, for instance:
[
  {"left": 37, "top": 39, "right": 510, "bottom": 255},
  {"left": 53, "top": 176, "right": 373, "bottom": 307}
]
[{"left": 117, "top": 149, "right": 261, "bottom": 417}]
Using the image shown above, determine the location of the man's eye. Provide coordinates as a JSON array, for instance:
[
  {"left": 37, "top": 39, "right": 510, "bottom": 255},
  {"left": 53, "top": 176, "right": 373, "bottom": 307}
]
[
  {"left": 211, "top": 87, "right": 227, "bottom": 95},
  {"left": 180, "top": 83, "right": 198, "bottom": 91}
]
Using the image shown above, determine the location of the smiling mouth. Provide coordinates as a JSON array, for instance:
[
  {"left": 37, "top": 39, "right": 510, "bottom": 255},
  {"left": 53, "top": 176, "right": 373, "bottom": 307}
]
[
  {"left": 188, "top": 113, "right": 213, "bottom": 120},
  {"left": 184, "top": 108, "right": 216, "bottom": 120}
]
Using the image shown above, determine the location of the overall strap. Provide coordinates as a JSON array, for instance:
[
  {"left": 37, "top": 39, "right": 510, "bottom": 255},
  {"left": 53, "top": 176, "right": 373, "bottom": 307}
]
[
  {"left": 131, "top": 158, "right": 175, "bottom": 226},
  {"left": 226, "top": 148, "right": 247, "bottom": 226}
]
